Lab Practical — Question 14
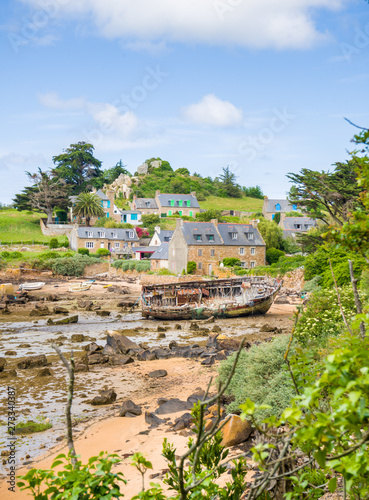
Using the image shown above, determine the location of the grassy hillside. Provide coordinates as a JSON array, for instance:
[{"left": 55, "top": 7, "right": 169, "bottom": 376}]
[
  {"left": 0, "top": 209, "right": 52, "bottom": 244},
  {"left": 200, "top": 196, "right": 263, "bottom": 213}
]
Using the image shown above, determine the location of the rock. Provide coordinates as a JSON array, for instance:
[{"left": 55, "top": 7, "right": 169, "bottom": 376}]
[
  {"left": 155, "top": 399, "right": 190, "bottom": 415},
  {"left": 87, "top": 352, "right": 109, "bottom": 365},
  {"left": 183, "top": 347, "right": 204, "bottom": 358},
  {"left": 189, "top": 322, "right": 199, "bottom": 331},
  {"left": 102, "top": 344, "right": 116, "bottom": 355},
  {"left": 37, "top": 367, "right": 53, "bottom": 377},
  {"left": 157, "top": 333, "right": 166, "bottom": 339},
  {"left": 96, "top": 310, "right": 111, "bottom": 317},
  {"left": 157, "top": 326, "right": 168, "bottom": 332},
  {"left": 17, "top": 355, "right": 48, "bottom": 369},
  {"left": 20, "top": 246, "right": 31, "bottom": 252},
  {"left": 71, "top": 334, "right": 85, "bottom": 343},
  {"left": 119, "top": 400, "right": 142, "bottom": 417},
  {"left": 157, "top": 398, "right": 168, "bottom": 406},
  {"left": 173, "top": 413, "right": 193, "bottom": 431},
  {"left": 215, "top": 350, "right": 229, "bottom": 361},
  {"left": 212, "top": 325, "right": 222, "bottom": 333},
  {"left": 48, "top": 315, "right": 78, "bottom": 325},
  {"left": 90, "top": 389, "right": 117, "bottom": 405},
  {"left": 78, "top": 300, "right": 93, "bottom": 309},
  {"left": 0, "top": 358, "right": 7, "bottom": 372},
  {"left": 152, "top": 348, "right": 170, "bottom": 359},
  {"left": 18, "top": 343, "right": 31, "bottom": 348},
  {"left": 84, "top": 342, "right": 102, "bottom": 353},
  {"left": 206, "top": 333, "right": 219, "bottom": 349},
  {"left": 30, "top": 305, "right": 50, "bottom": 317},
  {"left": 168, "top": 341, "right": 178, "bottom": 350},
  {"left": 145, "top": 412, "right": 165, "bottom": 428},
  {"left": 221, "top": 415, "right": 252, "bottom": 448},
  {"left": 53, "top": 306, "right": 69, "bottom": 314},
  {"left": 137, "top": 350, "right": 157, "bottom": 361},
  {"left": 259, "top": 324, "right": 277, "bottom": 333},
  {"left": 47, "top": 294, "right": 59, "bottom": 302},
  {"left": 174, "top": 324, "right": 182, "bottom": 330},
  {"left": 106, "top": 332, "right": 140, "bottom": 355},
  {"left": 201, "top": 356, "right": 215, "bottom": 366},
  {"left": 0, "top": 369, "right": 17, "bottom": 379},
  {"left": 74, "top": 362, "right": 89, "bottom": 373},
  {"left": 109, "top": 354, "right": 134, "bottom": 366},
  {"left": 148, "top": 369, "right": 167, "bottom": 378},
  {"left": 5, "top": 350, "right": 16, "bottom": 356},
  {"left": 187, "top": 390, "right": 205, "bottom": 406}
]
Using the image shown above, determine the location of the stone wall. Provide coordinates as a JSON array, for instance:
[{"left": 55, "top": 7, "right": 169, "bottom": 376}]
[
  {"left": 40, "top": 219, "right": 75, "bottom": 237},
  {"left": 84, "top": 262, "right": 110, "bottom": 277}
]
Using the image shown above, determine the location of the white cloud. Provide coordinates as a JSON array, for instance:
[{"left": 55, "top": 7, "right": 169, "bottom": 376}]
[
  {"left": 182, "top": 94, "right": 243, "bottom": 127},
  {"left": 38, "top": 92, "right": 86, "bottom": 110},
  {"left": 20, "top": 0, "right": 345, "bottom": 49}
]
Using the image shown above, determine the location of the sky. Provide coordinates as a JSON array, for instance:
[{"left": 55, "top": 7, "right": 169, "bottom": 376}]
[{"left": 1, "top": 0, "right": 369, "bottom": 204}]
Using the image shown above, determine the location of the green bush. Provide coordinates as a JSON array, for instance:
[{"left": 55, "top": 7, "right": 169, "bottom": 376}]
[
  {"left": 1, "top": 251, "right": 10, "bottom": 259},
  {"left": 96, "top": 248, "right": 110, "bottom": 256},
  {"left": 111, "top": 259, "right": 150, "bottom": 272},
  {"left": 49, "top": 254, "right": 100, "bottom": 276},
  {"left": 78, "top": 248, "right": 90, "bottom": 256},
  {"left": 218, "top": 336, "right": 296, "bottom": 424},
  {"left": 266, "top": 248, "right": 285, "bottom": 264},
  {"left": 302, "top": 275, "right": 322, "bottom": 293},
  {"left": 49, "top": 238, "right": 59, "bottom": 249},
  {"left": 187, "top": 261, "right": 196, "bottom": 274},
  {"left": 223, "top": 257, "right": 241, "bottom": 267}
]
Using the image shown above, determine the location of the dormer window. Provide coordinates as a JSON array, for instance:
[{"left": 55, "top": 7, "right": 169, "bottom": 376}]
[
  {"left": 129, "top": 231, "right": 134, "bottom": 238},
  {"left": 275, "top": 203, "right": 281, "bottom": 211},
  {"left": 145, "top": 201, "right": 150, "bottom": 206},
  {"left": 111, "top": 232, "right": 117, "bottom": 238},
  {"left": 246, "top": 233, "right": 254, "bottom": 240},
  {"left": 170, "top": 199, "right": 175, "bottom": 207},
  {"left": 195, "top": 234, "right": 202, "bottom": 241},
  {"left": 207, "top": 234, "right": 214, "bottom": 241},
  {"left": 86, "top": 231, "right": 93, "bottom": 237},
  {"left": 294, "top": 224, "right": 301, "bottom": 230},
  {"left": 178, "top": 200, "right": 183, "bottom": 207},
  {"left": 97, "top": 231, "right": 105, "bottom": 238},
  {"left": 231, "top": 232, "right": 238, "bottom": 240}
]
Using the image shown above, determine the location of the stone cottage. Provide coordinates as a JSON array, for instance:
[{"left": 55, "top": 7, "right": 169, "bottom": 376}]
[
  {"left": 131, "top": 191, "right": 201, "bottom": 218},
  {"left": 69, "top": 226, "right": 139, "bottom": 256},
  {"left": 168, "top": 219, "right": 265, "bottom": 275},
  {"left": 262, "top": 196, "right": 299, "bottom": 222}
]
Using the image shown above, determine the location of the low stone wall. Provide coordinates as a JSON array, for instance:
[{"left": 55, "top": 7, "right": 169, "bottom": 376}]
[
  {"left": 84, "top": 262, "right": 110, "bottom": 277},
  {"left": 40, "top": 219, "right": 75, "bottom": 237}
]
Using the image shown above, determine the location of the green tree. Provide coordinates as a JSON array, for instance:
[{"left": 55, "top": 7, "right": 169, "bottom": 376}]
[
  {"left": 242, "top": 185, "right": 264, "bottom": 199},
  {"left": 287, "top": 159, "right": 362, "bottom": 226},
  {"left": 257, "top": 218, "right": 283, "bottom": 249},
  {"left": 92, "top": 160, "right": 130, "bottom": 189},
  {"left": 218, "top": 166, "right": 242, "bottom": 198},
  {"left": 73, "top": 192, "right": 105, "bottom": 226},
  {"left": 19, "top": 169, "right": 69, "bottom": 223},
  {"left": 52, "top": 142, "right": 102, "bottom": 195},
  {"left": 195, "top": 209, "right": 223, "bottom": 222},
  {"left": 273, "top": 212, "right": 281, "bottom": 225},
  {"left": 175, "top": 168, "right": 190, "bottom": 176}
]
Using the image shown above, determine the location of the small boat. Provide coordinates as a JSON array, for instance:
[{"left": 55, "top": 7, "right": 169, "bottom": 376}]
[
  {"left": 19, "top": 282, "right": 45, "bottom": 291},
  {"left": 141, "top": 276, "right": 282, "bottom": 320},
  {"left": 68, "top": 283, "right": 92, "bottom": 292}
]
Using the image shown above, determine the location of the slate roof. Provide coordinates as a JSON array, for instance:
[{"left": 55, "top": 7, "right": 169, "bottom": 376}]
[
  {"left": 157, "top": 193, "right": 200, "bottom": 208},
  {"left": 264, "top": 199, "right": 294, "bottom": 213},
  {"left": 76, "top": 227, "right": 139, "bottom": 241},
  {"left": 95, "top": 189, "right": 109, "bottom": 201},
  {"left": 156, "top": 230, "right": 174, "bottom": 243},
  {"left": 150, "top": 242, "right": 169, "bottom": 260},
  {"left": 179, "top": 222, "right": 264, "bottom": 246},
  {"left": 117, "top": 210, "right": 141, "bottom": 215},
  {"left": 134, "top": 198, "right": 158, "bottom": 209},
  {"left": 217, "top": 223, "right": 265, "bottom": 246},
  {"left": 282, "top": 217, "right": 316, "bottom": 232}
]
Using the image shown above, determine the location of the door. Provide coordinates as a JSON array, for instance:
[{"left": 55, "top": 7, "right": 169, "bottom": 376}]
[
  {"left": 100, "top": 242, "right": 104, "bottom": 248},
  {"left": 208, "top": 264, "right": 212, "bottom": 275}
]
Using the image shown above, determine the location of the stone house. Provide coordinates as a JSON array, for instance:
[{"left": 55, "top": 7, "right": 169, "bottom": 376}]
[
  {"left": 149, "top": 226, "right": 174, "bottom": 246},
  {"left": 113, "top": 208, "right": 142, "bottom": 225},
  {"left": 69, "top": 227, "right": 139, "bottom": 256},
  {"left": 150, "top": 242, "right": 169, "bottom": 271},
  {"left": 262, "top": 196, "right": 299, "bottom": 222},
  {"left": 281, "top": 217, "right": 317, "bottom": 238},
  {"left": 131, "top": 191, "right": 201, "bottom": 217},
  {"left": 69, "top": 189, "right": 117, "bottom": 224},
  {"left": 168, "top": 219, "right": 265, "bottom": 275}
]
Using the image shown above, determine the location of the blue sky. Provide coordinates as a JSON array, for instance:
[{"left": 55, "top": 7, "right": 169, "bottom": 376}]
[{"left": 1, "top": 0, "right": 369, "bottom": 204}]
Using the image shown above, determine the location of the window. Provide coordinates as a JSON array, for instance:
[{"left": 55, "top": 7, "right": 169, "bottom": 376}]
[
  {"left": 178, "top": 200, "right": 183, "bottom": 207},
  {"left": 210, "top": 249, "right": 215, "bottom": 257},
  {"left": 250, "top": 261, "right": 256, "bottom": 268},
  {"left": 207, "top": 234, "right": 214, "bottom": 241},
  {"left": 195, "top": 234, "right": 201, "bottom": 241},
  {"left": 275, "top": 203, "right": 281, "bottom": 211},
  {"left": 189, "top": 210, "right": 193, "bottom": 217},
  {"left": 106, "top": 212, "right": 109, "bottom": 218},
  {"left": 294, "top": 224, "right": 301, "bottom": 230},
  {"left": 198, "top": 262, "right": 202, "bottom": 270},
  {"left": 131, "top": 213, "right": 138, "bottom": 221},
  {"left": 240, "top": 247, "right": 245, "bottom": 255},
  {"left": 198, "top": 249, "right": 202, "bottom": 256},
  {"left": 115, "top": 242, "right": 120, "bottom": 248},
  {"left": 272, "top": 214, "right": 275, "bottom": 220},
  {"left": 107, "top": 200, "right": 110, "bottom": 208},
  {"left": 168, "top": 210, "right": 172, "bottom": 216},
  {"left": 231, "top": 232, "right": 238, "bottom": 240},
  {"left": 292, "top": 204, "right": 297, "bottom": 211},
  {"left": 111, "top": 232, "right": 117, "bottom": 238},
  {"left": 251, "top": 247, "right": 255, "bottom": 255},
  {"left": 129, "top": 231, "right": 134, "bottom": 238},
  {"left": 86, "top": 231, "right": 93, "bottom": 237},
  {"left": 170, "top": 199, "right": 175, "bottom": 207},
  {"left": 186, "top": 200, "right": 191, "bottom": 207},
  {"left": 247, "top": 233, "right": 254, "bottom": 240},
  {"left": 100, "top": 243, "right": 104, "bottom": 248},
  {"left": 97, "top": 231, "right": 105, "bottom": 238},
  {"left": 85, "top": 241, "right": 94, "bottom": 249}
]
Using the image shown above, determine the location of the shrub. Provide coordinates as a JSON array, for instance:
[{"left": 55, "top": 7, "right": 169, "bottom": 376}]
[
  {"left": 49, "top": 238, "right": 59, "bottom": 249},
  {"left": 223, "top": 257, "right": 241, "bottom": 267},
  {"left": 136, "top": 227, "right": 149, "bottom": 238},
  {"left": 96, "top": 248, "right": 110, "bottom": 256},
  {"left": 266, "top": 248, "right": 285, "bottom": 265},
  {"left": 218, "top": 336, "right": 296, "bottom": 424},
  {"left": 49, "top": 254, "right": 100, "bottom": 276},
  {"left": 78, "top": 248, "right": 89, "bottom": 256},
  {"left": 302, "top": 275, "right": 322, "bottom": 293},
  {"left": 111, "top": 259, "right": 150, "bottom": 272},
  {"left": 187, "top": 261, "right": 196, "bottom": 274},
  {"left": 1, "top": 251, "right": 10, "bottom": 259},
  {"left": 195, "top": 210, "right": 223, "bottom": 222}
]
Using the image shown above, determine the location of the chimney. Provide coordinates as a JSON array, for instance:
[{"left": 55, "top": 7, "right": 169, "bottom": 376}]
[
  {"left": 250, "top": 219, "right": 258, "bottom": 228},
  {"left": 155, "top": 225, "right": 161, "bottom": 234},
  {"left": 133, "top": 194, "right": 137, "bottom": 200},
  {"left": 190, "top": 191, "right": 196, "bottom": 197},
  {"left": 210, "top": 218, "right": 218, "bottom": 227},
  {"left": 176, "top": 218, "right": 184, "bottom": 229},
  {"left": 155, "top": 190, "right": 160, "bottom": 197}
]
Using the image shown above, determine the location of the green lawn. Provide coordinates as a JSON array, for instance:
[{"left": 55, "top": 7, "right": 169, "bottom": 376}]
[
  {"left": 200, "top": 196, "right": 263, "bottom": 213},
  {"left": 0, "top": 209, "right": 52, "bottom": 245}
]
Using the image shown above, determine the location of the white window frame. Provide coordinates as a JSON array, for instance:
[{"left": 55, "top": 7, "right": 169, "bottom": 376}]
[
  {"left": 248, "top": 233, "right": 254, "bottom": 240},
  {"left": 239, "top": 247, "right": 245, "bottom": 255},
  {"left": 198, "top": 249, "right": 202, "bottom": 257},
  {"left": 251, "top": 247, "right": 256, "bottom": 255},
  {"left": 210, "top": 249, "right": 215, "bottom": 257},
  {"left": 98, "top": 231, "right": 105, "bottom": 238},
  {"left": 115, "top": 242, "right": 120, "bottom": 248},
  {"left": 250, "top": 261, "right": 256, "bottom": 268},
  {"left": 85, "top": 241, "right": 94, "bottom": 249},
  {"left": 198, "top": 262, "right": 202, "bottom": 270},
  {"left": 87, "top": 231, "right": 93, "bottom": 237},
  {"left": 112, "top": 232, "right": 118, "bottom": 238},
  {"left": 231, "top": 232, "right": 238, "bottom": 240},
  {"left": 129, "top": 231, "right": 134, "bottom": 239}
]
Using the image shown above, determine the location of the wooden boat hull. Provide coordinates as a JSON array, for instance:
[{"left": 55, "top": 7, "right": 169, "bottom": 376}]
[{"left": 141, "top": 278, "right": 282, "bottom": 320}]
